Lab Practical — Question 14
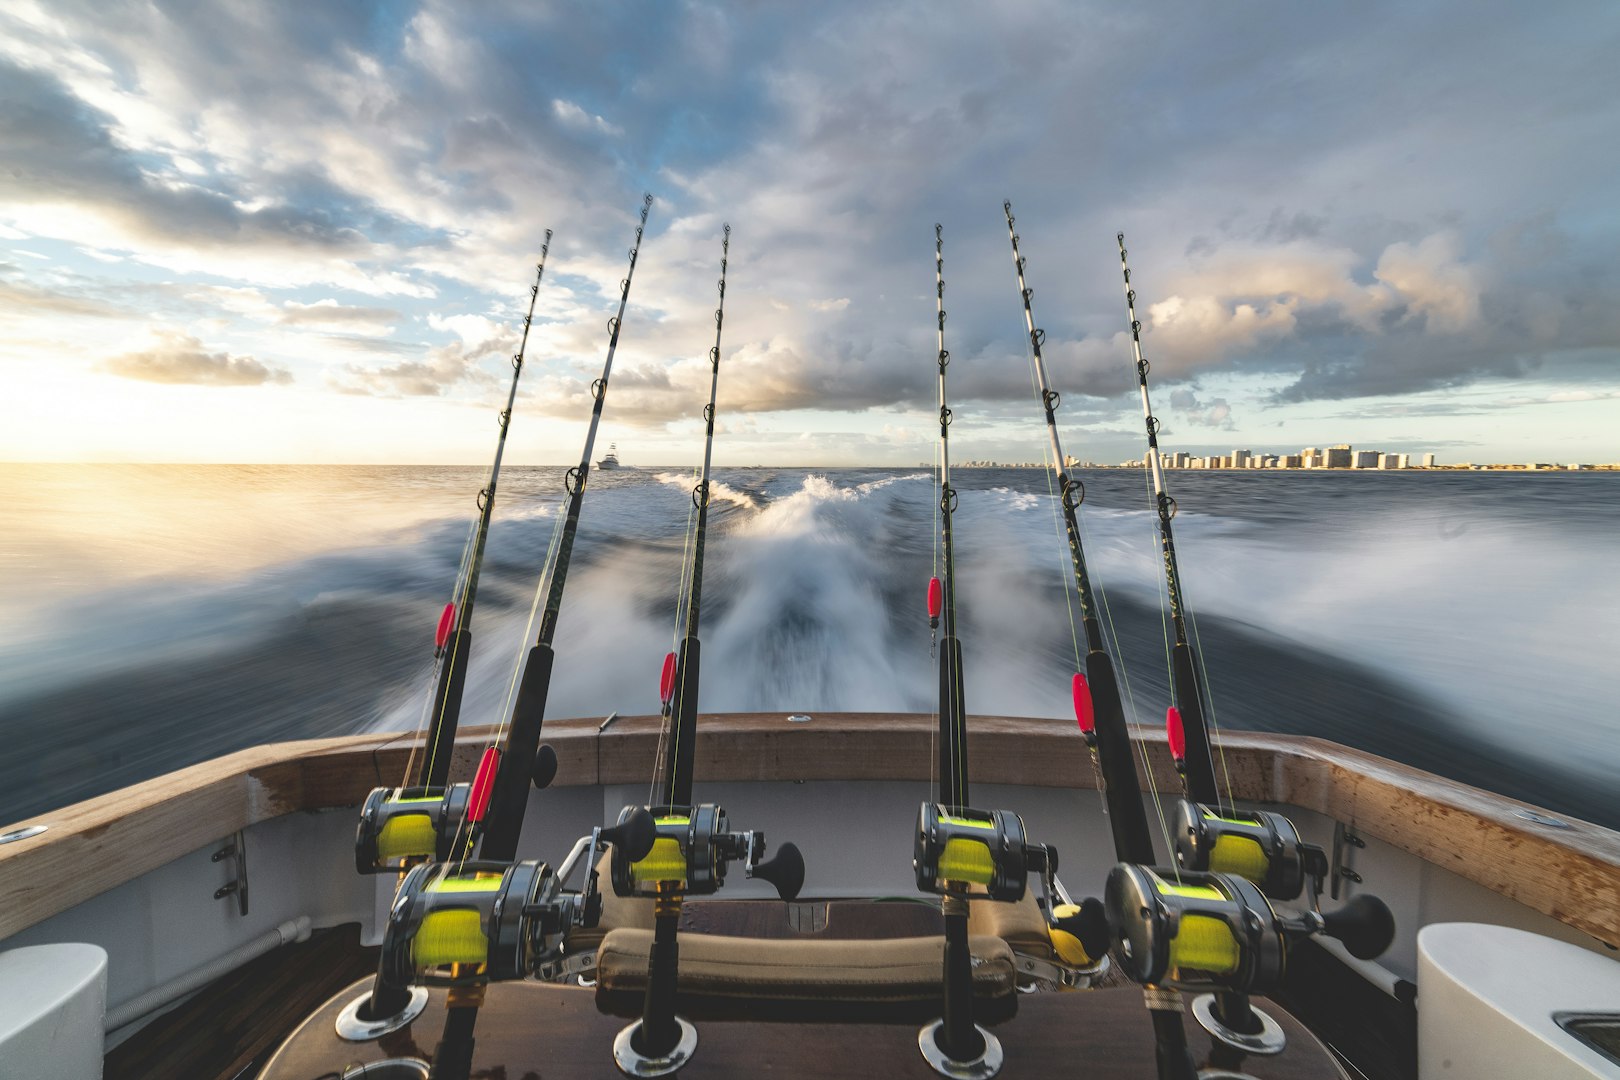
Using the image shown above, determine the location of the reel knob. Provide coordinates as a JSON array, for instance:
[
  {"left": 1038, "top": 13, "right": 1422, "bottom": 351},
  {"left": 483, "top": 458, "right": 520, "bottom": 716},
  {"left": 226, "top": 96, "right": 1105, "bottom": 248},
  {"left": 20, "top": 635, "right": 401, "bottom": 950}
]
[
  {"left": 1052, "top": 896, "right": 1111, "bottom": 965},
  {"left": 531, "top": 743, "right": 559, "bottom": 790},
  {"left": 1319, "top": 893, "right": 1395, "bottom": 960},
  {"left": 752, "top": 842, "right": 805, "bottom": 901},
  {"left": 601, "top": 805, "right": 658, "bottom": 862}
]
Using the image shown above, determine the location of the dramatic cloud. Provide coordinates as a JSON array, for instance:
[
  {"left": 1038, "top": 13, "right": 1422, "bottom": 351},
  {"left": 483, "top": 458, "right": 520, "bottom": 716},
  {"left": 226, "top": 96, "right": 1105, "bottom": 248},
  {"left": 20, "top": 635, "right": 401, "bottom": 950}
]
[
  {"left": 100, "top": 331, "right": 292, "bottom": 386},
  {"left": 0, "top": 0, "right": 1615, "bottom": 462}
]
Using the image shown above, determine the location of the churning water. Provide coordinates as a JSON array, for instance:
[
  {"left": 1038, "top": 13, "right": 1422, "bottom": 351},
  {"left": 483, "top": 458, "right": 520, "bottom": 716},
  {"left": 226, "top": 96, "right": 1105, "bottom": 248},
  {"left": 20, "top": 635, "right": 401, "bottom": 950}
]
[{"left": 0, "top": 463, "right": 1615, "bottom": 829}]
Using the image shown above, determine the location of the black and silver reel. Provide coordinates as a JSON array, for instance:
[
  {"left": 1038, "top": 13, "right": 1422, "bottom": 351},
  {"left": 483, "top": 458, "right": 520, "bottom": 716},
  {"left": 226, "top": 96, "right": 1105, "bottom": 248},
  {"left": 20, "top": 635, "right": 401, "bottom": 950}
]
[
  {"left": 913, "top": 803, "right": 1049, "bottom": 902},
  {"left": 354, "top": 784, "right": 471, "bottom": 873},
  {"left": 607, "top": 802, "right": 804, "bottom": 900},
  {"left": 1105, "top": 863, "right": 1395, "bottom": 992},
  {"left": 1172, "top": 799, "right": 1329, "bottom": 902},
  {"left": 338, "top": 810, "right": 656, "bottom": 1042}
]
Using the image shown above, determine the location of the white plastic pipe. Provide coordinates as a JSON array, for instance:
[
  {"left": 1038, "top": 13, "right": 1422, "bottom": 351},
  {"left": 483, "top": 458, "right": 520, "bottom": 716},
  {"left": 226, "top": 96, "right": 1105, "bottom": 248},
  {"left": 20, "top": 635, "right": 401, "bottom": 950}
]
[{"left": 105, "top": 915, "right": 312, "bottom": 1032}]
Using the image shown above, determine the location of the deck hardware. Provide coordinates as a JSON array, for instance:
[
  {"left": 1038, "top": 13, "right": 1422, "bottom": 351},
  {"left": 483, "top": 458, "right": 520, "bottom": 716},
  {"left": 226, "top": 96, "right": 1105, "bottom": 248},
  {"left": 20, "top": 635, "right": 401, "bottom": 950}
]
[
  {"left": 1515, "top": 809, "right": 1571, "bottom": 829},
  {"left": 212, "top": 830, "right": 248, "bottom": 915},
  {"left": 787, "top": 714, "right": 812, "bottom": 723},
  {"left": 1330, "top": 822, "right": 1365, "bottom": 900},
  {"left": 334, "top": 988, "right": 429, "bottom": 1042},
  {"left": 1192, "top": 992, "right": 1287, "bottom": 1056},
  {"left": 918, "top": 1018, "right": 1003, "bottom": 1079},
  {"left": 0, "top": 824, "right": 46, "bottom": 844},
  {"left": 599, "top": 711, "right": 620, "bottom": 732},
  {"left": 612, "top": 1015, "right": 697, "bottom": 1077}
]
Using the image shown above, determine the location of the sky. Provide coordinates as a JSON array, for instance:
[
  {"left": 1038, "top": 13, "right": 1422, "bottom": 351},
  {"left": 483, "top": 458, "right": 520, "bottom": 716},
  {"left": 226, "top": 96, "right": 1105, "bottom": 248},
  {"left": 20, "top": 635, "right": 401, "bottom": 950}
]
[{"left": 1, "top": 0, "right": 1617, "bottom": 466}]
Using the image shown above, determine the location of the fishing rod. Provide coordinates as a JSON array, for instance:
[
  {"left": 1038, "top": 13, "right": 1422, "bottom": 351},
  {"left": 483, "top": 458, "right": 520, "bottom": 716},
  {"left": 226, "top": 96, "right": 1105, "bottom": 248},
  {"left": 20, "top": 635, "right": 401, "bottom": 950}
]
[
  {"left": 349, "top": 238, "right": 556, "bottom": 1026},
  {"left": 477, "top": 192, "right": 655, "bottom": 862},
  {"left": 420, "top": 231, "right": 554, "bottom": 789},
  {"left": 1001, "top": 201, "right": 1155, "bottom": 865},
  {"left": 610, "top": 225, "right": 802, "bottom": 1078},
  {"left": 656, "top": 223, "right": 730, "bottom": 809},
  {"left": 913, "top": 224, "right": 1094, "bottom": 1080},
  {"left": 1115, "top": 232, "right": 1221, "bottom": 807},
  {"left": 931, "top": 222, "right": 968, "bottom": 810},
  {"left": 1104, "top": 234, "right": 1399, "bottom": 1078},
  {"left": 1000, "top": 203, "right": 1201, "bottom": 1080}
]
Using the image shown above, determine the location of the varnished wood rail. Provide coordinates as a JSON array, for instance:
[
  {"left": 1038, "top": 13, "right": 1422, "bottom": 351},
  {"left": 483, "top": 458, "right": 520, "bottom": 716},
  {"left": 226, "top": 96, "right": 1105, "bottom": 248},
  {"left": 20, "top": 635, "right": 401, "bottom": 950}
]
[{"left": 2, "top": 714, "right": 1617, "bottom": 947}]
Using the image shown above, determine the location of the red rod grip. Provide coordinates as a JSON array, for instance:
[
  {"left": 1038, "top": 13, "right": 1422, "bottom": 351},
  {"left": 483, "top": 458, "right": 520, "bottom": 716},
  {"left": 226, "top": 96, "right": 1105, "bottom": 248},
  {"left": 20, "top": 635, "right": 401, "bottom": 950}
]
[
  {"left": 1072, "top": 672, "right": 1095, "bottom": 736},
  {"left": 927, "top": 577, "right": 942, "bottom": 623},
  {"left": 435, "top": 602, "right": 456, "bottom": 649},
  {"left": 1166, "top": 706, "right": 1185, "bottom": 763},
  {"left": 467, "top": 746, "right": 501, "bottom": 823},
  {"left": 659, "top": 651, "right": 678, "bottom": 704}
]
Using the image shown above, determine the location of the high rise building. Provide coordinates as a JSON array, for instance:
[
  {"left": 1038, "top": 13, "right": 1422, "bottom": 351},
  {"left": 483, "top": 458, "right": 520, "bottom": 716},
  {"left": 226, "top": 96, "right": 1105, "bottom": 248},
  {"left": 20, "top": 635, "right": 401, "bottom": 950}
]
[
  {"left": 1284, "top": 455, "right": 1303, "bottom": 468},
  {"left": 1324, "top": 446, "right": 1352, "bottom": 468},
  {"left": 1398, "top": 454, "right": 1410, "bottom": 469},
  {"left": 1354, "top": 451, "right": 1380, "bottom": 468},
  {"left": 1423, "top": 453, "right": 1437, "bottom": 468},
  {"left": 1233, "top": 449, "right": 1251, "bottom": 468},
  {"left": 1379, "top": 454, "right": 1401, "bottom": 470}
]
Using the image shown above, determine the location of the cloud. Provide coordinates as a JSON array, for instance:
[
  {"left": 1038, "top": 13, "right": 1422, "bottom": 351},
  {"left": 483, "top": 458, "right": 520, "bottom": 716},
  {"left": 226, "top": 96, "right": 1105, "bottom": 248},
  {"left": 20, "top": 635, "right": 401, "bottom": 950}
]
[
  {"left": 551, "top": 98, "right": 623, "bottom": 137},
  {"left": 0, "top": 278, "right": 128, "bottom": 320},
  {"left": 337, "top": 318, "right": 514, "bottom": 397},
  {"left": 99, "top": 331, "right": 292, "bottom": 386},
  {"left": 278, "top": 298, "right": 400, "bottom": 333},
  {"left": 1168, "top": 388, "right": 1236, "bottom": 429}
]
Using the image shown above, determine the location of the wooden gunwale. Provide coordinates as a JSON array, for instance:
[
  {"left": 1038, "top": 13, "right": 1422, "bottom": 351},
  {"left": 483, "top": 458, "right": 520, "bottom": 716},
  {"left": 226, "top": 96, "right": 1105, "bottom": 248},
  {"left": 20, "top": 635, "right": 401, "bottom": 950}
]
[{"left": 2, "top": 713, "right": 1617, "bottom": 947}]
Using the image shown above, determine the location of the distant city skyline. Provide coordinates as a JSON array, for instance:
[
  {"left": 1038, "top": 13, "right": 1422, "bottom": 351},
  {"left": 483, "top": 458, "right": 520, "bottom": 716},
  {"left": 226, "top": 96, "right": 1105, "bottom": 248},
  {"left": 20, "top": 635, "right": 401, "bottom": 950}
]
[{"left": 1, "top": 3, "right": 1617, "bottom": 466}]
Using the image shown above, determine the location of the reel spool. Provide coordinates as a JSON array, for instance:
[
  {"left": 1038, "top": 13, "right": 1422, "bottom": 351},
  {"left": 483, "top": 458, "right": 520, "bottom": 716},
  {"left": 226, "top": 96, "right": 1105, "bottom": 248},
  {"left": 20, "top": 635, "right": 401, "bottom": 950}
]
[
  {"left": 378, "top": 860, "right": 547, "bottom": 988},
  {"left": 608, "top": 803, "right": 804, "bottom": 900},
  {"left": 1104, "top": 864, "right": 1395, "bottom": 993},
  {"left": 914, "top": 803, "right": 1047, "bottom": 902},
  {"left": 355, "top": 785, "right": 471, "bottom": 873},
  {"left": 1172, "top": 799, "right": 1326, "bottom": 901}
]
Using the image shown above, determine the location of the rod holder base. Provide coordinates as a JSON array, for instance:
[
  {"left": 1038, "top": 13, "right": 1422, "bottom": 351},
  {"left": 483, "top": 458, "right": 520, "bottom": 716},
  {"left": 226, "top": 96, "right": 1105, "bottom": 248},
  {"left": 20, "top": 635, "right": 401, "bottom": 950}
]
[
  {"left": 918, "top": 1020, "right": 1003, "bottom": 1079},
  {"left": 1191, "top": 994, "right": 1287, "bottom": 1057},
  {"left": 334, "top": 987, "right": 428, "bottom": 1042},
  {"left": 612, "top": 1016, "right": 697, "bottom": 1077}
]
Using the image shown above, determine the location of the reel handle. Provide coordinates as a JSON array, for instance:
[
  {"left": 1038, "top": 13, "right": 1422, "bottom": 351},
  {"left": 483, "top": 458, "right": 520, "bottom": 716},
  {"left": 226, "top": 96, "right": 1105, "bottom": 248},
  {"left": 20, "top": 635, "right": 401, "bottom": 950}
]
[
  {"left": 601, "top": 806, "right": 658, "bottom": 862},
  {"left": 531, "top": 743, "right": 558, "bottom": 790},
  {"left": 751, "top": 841, "right": 805, "bottom": 901},
  {"left": 1316, "top": 893, "right": 1395, "bottom": 960}
]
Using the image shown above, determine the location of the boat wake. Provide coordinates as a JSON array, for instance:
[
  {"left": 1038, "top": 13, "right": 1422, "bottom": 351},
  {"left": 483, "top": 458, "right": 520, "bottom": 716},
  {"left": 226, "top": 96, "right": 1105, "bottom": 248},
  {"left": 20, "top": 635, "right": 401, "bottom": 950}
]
[{"left": 0, "top": 468, "right": 1614, "bottom": 831}]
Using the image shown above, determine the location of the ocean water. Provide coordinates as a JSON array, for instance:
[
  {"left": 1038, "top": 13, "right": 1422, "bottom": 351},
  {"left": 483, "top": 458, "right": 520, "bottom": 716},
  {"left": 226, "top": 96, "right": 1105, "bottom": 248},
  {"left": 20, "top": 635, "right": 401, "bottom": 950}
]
[{"left": 0, "top": 463, "right": 1615, "bottom": 830}]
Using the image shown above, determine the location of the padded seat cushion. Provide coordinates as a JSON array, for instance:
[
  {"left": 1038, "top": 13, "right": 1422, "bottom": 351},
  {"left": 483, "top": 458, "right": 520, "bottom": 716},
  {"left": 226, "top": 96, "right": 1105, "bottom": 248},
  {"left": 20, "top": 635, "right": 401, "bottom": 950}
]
[{"left": 595, "top": 928, "right": 1016, "bottom": 1003}]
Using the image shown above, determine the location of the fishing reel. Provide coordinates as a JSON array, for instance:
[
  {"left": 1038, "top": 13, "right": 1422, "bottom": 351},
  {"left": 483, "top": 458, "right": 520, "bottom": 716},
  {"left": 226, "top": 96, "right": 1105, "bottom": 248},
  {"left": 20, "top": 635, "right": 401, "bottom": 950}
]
[
  {"left": 1104, "top": 864, "right": 1395, "bottom": 994},
  {"left": 913, "top": 803, "right": 1049, "bottom": 902},
  {"left": 354, "top": 745, "right": 558, "bottom": 874},
  {"left": 354, "top": 785, "right": 471, "bottom": 873},
  {"left": 355, "top": 810, "right": 657, "bottom": 1016},
  {"left": 608, "top": 803, "right": 805, "bottom": 900},
  {"left": 1172, "top": 798, "right": 1329, "bottom": 902}
]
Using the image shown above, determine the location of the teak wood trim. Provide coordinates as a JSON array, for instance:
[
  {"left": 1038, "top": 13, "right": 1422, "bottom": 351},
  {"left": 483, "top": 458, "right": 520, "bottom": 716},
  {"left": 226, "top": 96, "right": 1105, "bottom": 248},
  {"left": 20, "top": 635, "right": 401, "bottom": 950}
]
[{"left": 2, "top": 713, "right": 1617, "bottom": 947}]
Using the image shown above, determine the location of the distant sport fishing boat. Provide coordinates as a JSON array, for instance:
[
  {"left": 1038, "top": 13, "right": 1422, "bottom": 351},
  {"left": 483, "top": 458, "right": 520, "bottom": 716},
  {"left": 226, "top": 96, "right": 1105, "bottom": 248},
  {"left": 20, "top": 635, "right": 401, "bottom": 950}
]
[
  {"left": 3, "top": 201, "right": 1620, "bottom": 1080},
  {"left": 598, "top": 443, "right": 622, "bottom": 470}
]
